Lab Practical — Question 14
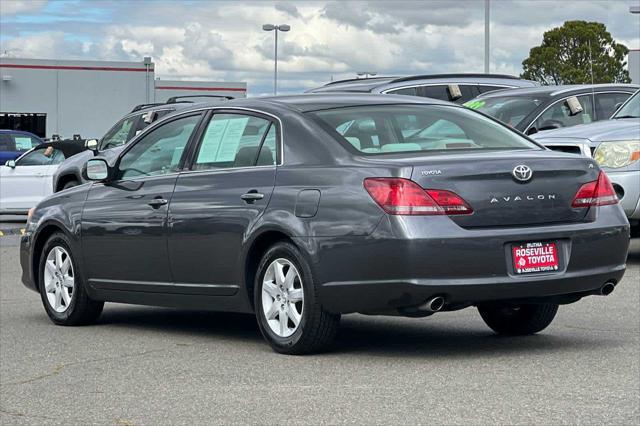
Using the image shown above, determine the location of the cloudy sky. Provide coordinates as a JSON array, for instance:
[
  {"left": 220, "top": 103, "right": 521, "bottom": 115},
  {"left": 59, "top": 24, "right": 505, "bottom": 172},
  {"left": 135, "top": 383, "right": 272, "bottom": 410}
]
[{"left": 1, "top": 0, "right": 639, "bottom": 95}]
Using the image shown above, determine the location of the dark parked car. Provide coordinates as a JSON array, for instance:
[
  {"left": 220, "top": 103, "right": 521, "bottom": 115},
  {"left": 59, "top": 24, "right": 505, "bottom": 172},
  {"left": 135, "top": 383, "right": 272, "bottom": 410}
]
[
  {"left": 0, "top": 130, "right": 43, "bottom": 164},
  {"left": 52, "top": 96, "right": 230, "bottom": 192},
  {"left": 307, "top": 73, "right": 538, "bottom": 103},
  {"left": 464, "top": 84, "right": 638, "bottom": 135},
  {"left": 21, "top": 94, "right": 629, "bottom": 354}
]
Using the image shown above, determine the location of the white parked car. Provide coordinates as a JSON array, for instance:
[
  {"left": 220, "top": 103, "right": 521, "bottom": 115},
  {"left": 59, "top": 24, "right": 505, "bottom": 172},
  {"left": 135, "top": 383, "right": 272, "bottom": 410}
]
[{"left": 0, "top": 141, "right": 86, "bottom": 214}]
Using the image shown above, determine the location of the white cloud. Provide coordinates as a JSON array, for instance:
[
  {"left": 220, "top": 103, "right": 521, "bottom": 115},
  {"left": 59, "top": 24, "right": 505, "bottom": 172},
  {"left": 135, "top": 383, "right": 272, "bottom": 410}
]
[
  {"left": 1, "top": 0, "right": 638, "bottom": 94},
  {"left": 0, "top": 0, "right": 47, "bottom": 16}
]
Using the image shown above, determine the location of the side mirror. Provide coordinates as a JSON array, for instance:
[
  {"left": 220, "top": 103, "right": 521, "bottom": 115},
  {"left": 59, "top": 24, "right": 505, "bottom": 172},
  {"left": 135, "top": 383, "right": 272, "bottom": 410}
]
[
  {"left": 526, "top": 127, "right": 538, "bottom": 136},
  {"left": 5, "top": 160, "right": 16, "bottom": 168},
  {"left": 85, "top": 139, "right": 99, "bottom": 155},
  {"left": 84, "top": 158, "right": 110, "bottom": 181},
  {"left": 143, "top": 111, "right": 157, "bottom": 124},
  {"left": 566, "top": 96, "right": 584, "bottom": 116},
  {"left": 448, "top": 84, "right": 462, "bottom": 101}
]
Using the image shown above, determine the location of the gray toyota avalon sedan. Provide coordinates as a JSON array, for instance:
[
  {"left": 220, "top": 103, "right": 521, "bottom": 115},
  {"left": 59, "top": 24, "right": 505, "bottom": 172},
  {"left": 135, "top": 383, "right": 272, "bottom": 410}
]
[{"left": 20, "top": 94, "right": 629, "bottom": 354}]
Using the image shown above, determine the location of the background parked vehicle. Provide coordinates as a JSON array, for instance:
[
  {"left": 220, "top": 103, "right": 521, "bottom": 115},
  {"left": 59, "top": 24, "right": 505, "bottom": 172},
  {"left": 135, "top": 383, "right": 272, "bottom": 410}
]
[
  {"left": 0, "top": 140, "right": 86, "bottom": 214},
  {"left": 0, "top": 130, "right": 43, "bottom": 164},
  {"left": 52, "top": 95, "right": 231, "bottom": 192},
  {"left": 534, "top": 90, "right": 640, "bottom": 231},
  {"left": 464, "top": 84, "right": 638, "bottom": 135},
  {"left": 21, "top": 94, "right": 629, "bottom": 355},
  {"left": 307, "top": 73, "right": 538, "bottom": 104}
]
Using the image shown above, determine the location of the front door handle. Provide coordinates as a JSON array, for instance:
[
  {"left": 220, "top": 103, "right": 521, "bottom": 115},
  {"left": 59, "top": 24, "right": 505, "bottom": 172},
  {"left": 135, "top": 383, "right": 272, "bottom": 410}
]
[
  {"left": 241, "top": 191, "right": 264, "bottom": 203},
  {"left": 148, "top": 198, "right": 168, "bottom": 208}
]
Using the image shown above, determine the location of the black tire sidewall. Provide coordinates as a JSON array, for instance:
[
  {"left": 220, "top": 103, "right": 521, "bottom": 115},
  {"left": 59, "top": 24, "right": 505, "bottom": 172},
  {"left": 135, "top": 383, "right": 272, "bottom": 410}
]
[
  {"left": 254, "top": 242, "right": 316, "bottom": 352},
  {"left": 62, "top": 180, "right": 79, "bottom": 190}
]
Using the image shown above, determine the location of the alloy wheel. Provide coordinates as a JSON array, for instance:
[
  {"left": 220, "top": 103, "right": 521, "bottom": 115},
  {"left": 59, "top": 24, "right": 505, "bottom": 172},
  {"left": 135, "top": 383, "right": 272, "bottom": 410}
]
[
  {"left": 261, "top": 258, "right": 304, "bottom": 337},
  {"left": 44, "top": 246, "right": 75, "bottom": 313}
]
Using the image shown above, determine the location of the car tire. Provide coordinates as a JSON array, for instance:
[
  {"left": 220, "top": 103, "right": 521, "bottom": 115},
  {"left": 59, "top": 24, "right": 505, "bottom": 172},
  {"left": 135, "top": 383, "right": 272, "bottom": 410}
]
[
  {"left": 62, "top": 180, "right": 79, "bottom": 191},
  {"left": 38, "top": 232, "right": 104, "bottom": 326},
  {"left": 254, "top": 241, "right": 340, "bottom": 355},
  {"left": 478, "top": 303, "right": 558, "bottom": 335}
]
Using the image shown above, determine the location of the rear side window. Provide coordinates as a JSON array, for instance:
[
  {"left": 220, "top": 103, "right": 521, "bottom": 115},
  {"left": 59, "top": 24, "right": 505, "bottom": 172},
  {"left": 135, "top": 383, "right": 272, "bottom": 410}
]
[
  {"left": 17, "top": 147, "right": 65, "bottom": 166},
  {"left": 193, "top": 114, "right": 274, "bottom": 170},
  {"left": 312, "top": 105, "right": 537, "bottom": 155},
  {"left": 419, "top": 85, "right": 477, "bottom": 104}
]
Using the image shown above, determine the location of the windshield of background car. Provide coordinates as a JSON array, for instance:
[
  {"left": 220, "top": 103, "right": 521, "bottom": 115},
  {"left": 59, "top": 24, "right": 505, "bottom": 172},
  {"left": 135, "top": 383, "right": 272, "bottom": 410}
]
[
  {"left": 464, "top": 95, "right": 546, "bottom": 127},
  {"left": 311, "top": 104, "right": 539, "bottom": 155},
  {"left": 613, "top": 91, "right": 639, "bottom": 119}
]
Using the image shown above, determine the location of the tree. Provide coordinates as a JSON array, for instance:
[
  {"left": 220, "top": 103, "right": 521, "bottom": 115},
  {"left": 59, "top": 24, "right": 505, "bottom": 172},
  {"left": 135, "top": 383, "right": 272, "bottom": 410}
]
[{"left": 521, "top": 21, "right": 630, "bottom": 85}]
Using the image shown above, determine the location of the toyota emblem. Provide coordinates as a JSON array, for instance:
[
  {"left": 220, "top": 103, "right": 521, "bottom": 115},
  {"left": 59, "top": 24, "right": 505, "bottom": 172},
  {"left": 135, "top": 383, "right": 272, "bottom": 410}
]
[{"left": 512, "top": 165, "right": 533, "bottom": 182}]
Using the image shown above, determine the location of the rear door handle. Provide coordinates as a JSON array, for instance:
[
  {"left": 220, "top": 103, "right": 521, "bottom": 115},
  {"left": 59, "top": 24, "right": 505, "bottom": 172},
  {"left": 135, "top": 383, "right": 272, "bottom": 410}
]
[
  {"left": 148, "top": 198, "right": 168, "bottom": 208},
  {"left": 241, "top": 191, "right": 264, "bottom": 203}
]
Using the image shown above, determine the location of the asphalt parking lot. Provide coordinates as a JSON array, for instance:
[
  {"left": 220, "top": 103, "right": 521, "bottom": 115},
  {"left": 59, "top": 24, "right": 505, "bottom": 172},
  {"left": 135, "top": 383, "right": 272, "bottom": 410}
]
[{"left": 0, "top": 223, "right": 638, "bottom": 425}]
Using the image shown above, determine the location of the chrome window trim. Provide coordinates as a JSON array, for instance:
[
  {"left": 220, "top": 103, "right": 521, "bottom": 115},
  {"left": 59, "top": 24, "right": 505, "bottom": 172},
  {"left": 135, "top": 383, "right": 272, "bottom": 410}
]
[
  {"left": 113, "top": 106, "right": 285, "bottom": 180},
  {"left": 524, "top": 90, "right": 635, "bottom": 133}
]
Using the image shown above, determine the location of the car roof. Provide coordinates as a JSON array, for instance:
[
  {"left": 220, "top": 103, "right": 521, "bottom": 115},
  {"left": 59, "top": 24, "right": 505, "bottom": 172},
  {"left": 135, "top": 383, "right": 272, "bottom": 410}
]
[
  {"left": 0, "top": 129, "right": 42, "bottom": 138},
  {"left": 308, "top": 73, "right": 536, "bottom": 93},
  {"left": 478, "top": 84, "right": 640, "bottom": 99},
  {"left": 173, "top": 93, "right": 454, "bottom": 115},
  {"left": 34, "top": 140, "right": 87, "bottom": 157}
]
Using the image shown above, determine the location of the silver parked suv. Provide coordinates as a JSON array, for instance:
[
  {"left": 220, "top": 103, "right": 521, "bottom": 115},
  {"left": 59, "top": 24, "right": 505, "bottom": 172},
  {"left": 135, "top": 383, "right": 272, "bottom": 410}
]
[
  {"left": 534, "top": 90, "right": 640, "bottom": 231},
  {"left": 307, "top": 73, "right": 538, "bottom": 104}
]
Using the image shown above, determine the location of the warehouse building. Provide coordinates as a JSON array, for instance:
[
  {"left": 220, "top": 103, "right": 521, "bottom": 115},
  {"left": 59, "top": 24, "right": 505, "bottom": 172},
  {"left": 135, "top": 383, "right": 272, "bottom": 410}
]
[{"left": 0, "top": 57, "right": 247, "bottom": 139}]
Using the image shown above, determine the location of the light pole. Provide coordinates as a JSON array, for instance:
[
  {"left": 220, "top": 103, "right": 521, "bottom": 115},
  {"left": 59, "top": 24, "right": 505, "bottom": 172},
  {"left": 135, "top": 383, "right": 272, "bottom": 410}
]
[
  {"left": 484, "top": 0, "right": 490, "bottom": 73},
  {"left": 263, "top": 24, "right": 290, "bottom": 95}
]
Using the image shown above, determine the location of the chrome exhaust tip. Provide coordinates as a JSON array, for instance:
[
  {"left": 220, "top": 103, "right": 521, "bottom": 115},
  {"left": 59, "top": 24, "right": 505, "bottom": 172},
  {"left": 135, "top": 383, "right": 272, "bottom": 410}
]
[
  {"left": 423, "top": 296, "right": 445, "bottom": 312},
  {"left": 600, "top": 282, "right": 615, "bottom": 296}
]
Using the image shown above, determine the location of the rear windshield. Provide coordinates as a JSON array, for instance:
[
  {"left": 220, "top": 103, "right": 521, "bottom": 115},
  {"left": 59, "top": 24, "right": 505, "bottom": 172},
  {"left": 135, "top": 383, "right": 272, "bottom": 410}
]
[
  {"left": 311, "top": 104, "right": 538, "bottom": 155},
  {"left": 464, "top": 95, "right": 546, "bottom": 127}
]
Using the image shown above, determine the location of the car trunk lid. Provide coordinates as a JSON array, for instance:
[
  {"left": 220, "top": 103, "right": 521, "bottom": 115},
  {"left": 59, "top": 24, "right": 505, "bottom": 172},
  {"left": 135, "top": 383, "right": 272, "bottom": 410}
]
[{"left": 405, "top": 150, "right": 599, "bottom": 228}]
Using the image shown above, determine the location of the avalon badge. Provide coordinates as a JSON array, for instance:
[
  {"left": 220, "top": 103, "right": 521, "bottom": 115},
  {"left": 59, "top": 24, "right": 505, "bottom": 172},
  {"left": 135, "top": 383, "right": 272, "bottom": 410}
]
[{"left": 512, "top": 165, "right": 533, "bottom": 182}]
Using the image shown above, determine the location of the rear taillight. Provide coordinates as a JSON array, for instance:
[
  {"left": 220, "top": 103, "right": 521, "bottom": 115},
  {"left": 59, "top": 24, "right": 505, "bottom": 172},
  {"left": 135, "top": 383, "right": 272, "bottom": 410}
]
[
  {"left": 363, "top": 178, "right": 473, "bottom": 215},
  {"left": 571, "top": 171, "right": 618, "bottom": 208}
]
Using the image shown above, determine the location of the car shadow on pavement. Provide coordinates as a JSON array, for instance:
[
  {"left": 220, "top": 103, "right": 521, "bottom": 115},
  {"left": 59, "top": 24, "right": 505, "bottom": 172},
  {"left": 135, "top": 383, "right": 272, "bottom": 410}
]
[{"left": 87, "top": 306, "right": 610, "bottom": 358}]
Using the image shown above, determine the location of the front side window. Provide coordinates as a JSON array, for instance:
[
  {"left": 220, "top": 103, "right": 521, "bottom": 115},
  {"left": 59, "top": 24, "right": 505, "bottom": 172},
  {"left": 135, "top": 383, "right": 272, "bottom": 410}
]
[
  {"left": 312, "top": 105, "right": 538, "bottom": 155},
  {"left": 613, "top": 91, "right": 639, "bottom": 119},
  {"left": 100, "top": 115, "right": 139, "bottom": 150},
  {"left": 533, "top": 95, "right": 595, "bottom": 130},
  {"left": 118, "top": 114, "right": 200, "bottom": 179},
  {"left": 193, "top": 113, "right": 274, "bottom": 170},
  {"left": 596, "top": 92, "right": 632, "bottom": 119},
  {"left": 17, "top": 146, "right": 64, "bottom": 166}
]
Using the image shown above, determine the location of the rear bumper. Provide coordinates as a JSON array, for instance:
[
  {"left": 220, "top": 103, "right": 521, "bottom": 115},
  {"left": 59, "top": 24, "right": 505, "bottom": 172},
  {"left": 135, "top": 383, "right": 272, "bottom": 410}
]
[{"left": 309, "top": 205, "right": 630, "bottom": 314}]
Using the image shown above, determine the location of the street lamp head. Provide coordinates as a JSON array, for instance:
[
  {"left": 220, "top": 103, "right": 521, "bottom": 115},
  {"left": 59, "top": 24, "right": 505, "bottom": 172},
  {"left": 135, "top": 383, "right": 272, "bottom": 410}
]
[
  {"left": 278, "top": 24, "right": 291, "bottom": 32},
  {"left": 262, "top": 24, "right": 275, "bottom": 31}
]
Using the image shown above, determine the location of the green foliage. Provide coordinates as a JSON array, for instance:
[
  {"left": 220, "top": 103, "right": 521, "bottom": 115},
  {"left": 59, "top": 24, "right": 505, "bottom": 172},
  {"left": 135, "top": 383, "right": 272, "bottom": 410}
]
[{"left": 521, "top": 21, "right": 630, "bottom": 85}]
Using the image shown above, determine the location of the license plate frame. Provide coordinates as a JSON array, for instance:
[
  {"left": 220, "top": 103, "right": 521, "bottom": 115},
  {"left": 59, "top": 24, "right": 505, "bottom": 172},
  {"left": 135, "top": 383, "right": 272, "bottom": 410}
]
[{"left": 512, "top": 241, "right": 560, "bottom": 275}]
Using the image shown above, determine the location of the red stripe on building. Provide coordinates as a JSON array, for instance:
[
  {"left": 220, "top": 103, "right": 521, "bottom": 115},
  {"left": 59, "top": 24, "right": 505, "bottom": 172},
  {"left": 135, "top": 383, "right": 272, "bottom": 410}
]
[
  {"left": 155, "top": 86, "right": 246, "bottom": 92},
  {"left": 0, "top": 64, "right": 152, "bottom": 72}
]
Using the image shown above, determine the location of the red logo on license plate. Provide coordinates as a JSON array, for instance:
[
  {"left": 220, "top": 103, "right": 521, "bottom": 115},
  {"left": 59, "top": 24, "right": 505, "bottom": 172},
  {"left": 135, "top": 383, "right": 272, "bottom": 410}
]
[{"left": 512, "top": 242, "right": 559, "bottom": 274}]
